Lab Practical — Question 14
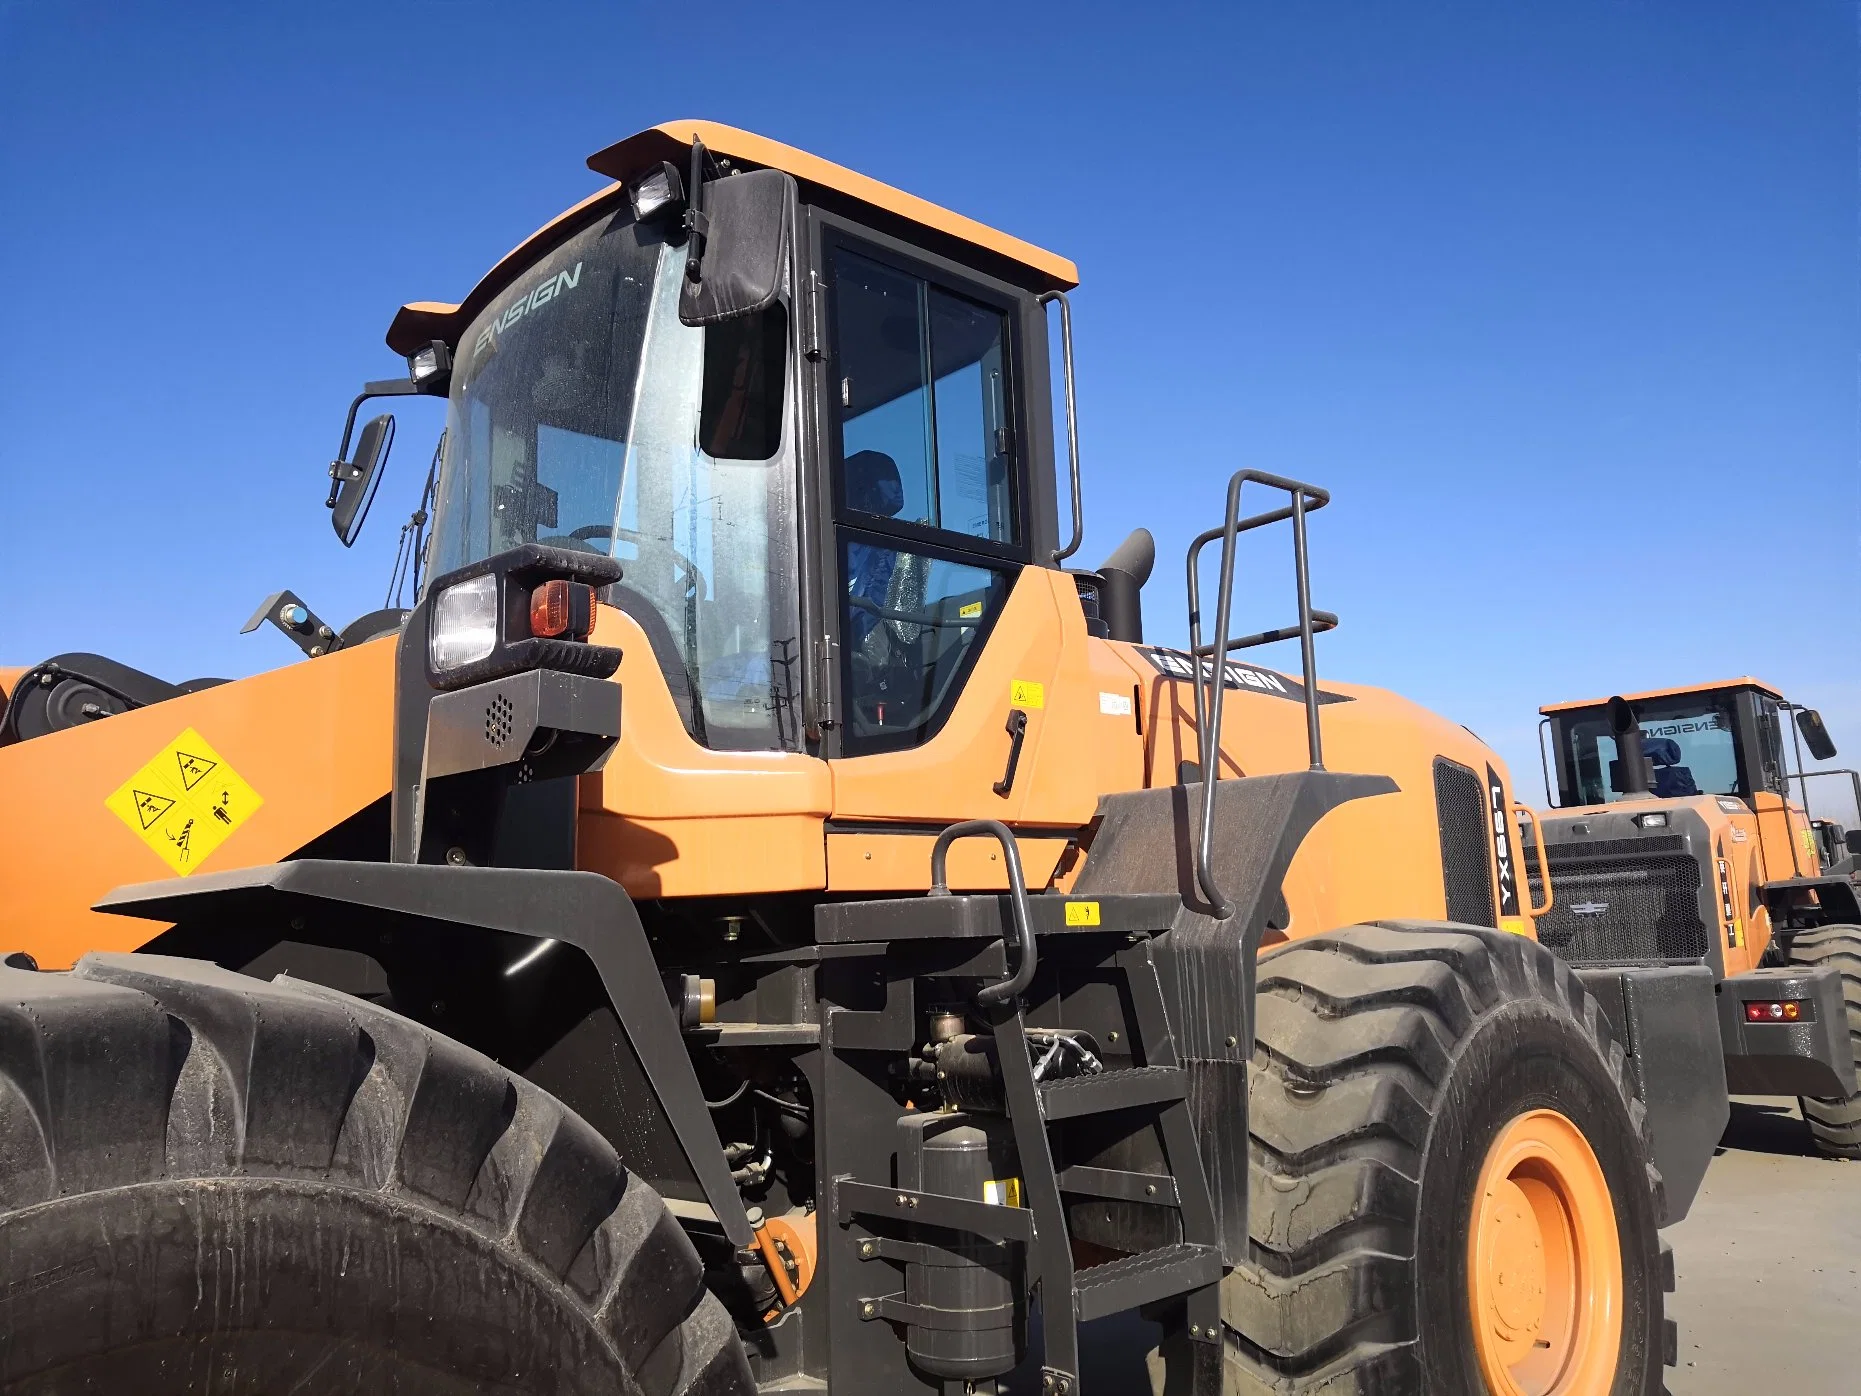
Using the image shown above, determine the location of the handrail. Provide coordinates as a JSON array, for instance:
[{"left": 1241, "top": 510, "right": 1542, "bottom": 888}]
[
  {"left": 1789, "top": 768, "right": 1861, "bottom": 828},
  {"left": 1515, "top": 802, "right": 1555, "bottom": 917},
  {"left": 929, "top": 819, "right": 1036, "bottom": 1006},
  {"left": 1184, "top": 470, "right": 1332, "bottom": 916},
  {"left": 1039, "top": 291, "right": 1083, "bottom": 565}
]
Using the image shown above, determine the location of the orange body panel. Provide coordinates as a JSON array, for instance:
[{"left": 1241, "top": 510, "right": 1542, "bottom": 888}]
[
  {"left": 825, "top": 833, "right": 1071, "bottom": 894},
  {"left": 1750, "top": 790, "right": 1815, "bottom": 882},
  {"left": 578, "top": 605, "right": 832, "bottom": 899},
  {"left": 1107, "top": 650, "right": 1521, "bottom": 938},
  {"left": 0, "top": 667, "right": 25, "bottom": 703},
  {"left": 811, "top": 567, "right": 1520, "bottom": 933},
  {"left": 0, "top": 637, "right": 396, "bottom": 966}
]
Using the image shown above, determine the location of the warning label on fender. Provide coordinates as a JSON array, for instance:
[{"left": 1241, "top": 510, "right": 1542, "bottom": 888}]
[{"left": 105, "top": 728, "right": 263, "bottom": 875}]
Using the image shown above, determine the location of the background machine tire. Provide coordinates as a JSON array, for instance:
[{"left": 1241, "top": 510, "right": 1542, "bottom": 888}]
[
  {"left": 1189, "top": 922, "right": 1673, "bottom": 1396},
  {"left": 1787, "top": 923, "right": 1861, "bottom": 1160},
  {"left": 0, "top": 953, "right": 755, "bottom": 1396}
]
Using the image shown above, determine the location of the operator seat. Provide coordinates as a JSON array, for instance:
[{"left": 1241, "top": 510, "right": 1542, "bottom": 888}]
[{"left": 1645, "top": 736, "right": 1700, "bottom": 798}]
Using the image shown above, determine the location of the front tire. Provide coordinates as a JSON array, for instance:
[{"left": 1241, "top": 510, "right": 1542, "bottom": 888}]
[
  {"left": 1215, "top": 923, "right": 1672, "bottom": 1394},
  {"left": 0, "top": 952, "right": 753, "bottom": 1396},
  {"left": 1788, "top": 923, "right": 1861, "bottom": 1159}
]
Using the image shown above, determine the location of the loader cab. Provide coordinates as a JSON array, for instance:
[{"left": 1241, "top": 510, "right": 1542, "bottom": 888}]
[
  {"left": 389, "top": 122, "right": 1068, "bottom": 761},
  {"left": 1541, "top": 679, "right": 1803, "bottom": 812}
]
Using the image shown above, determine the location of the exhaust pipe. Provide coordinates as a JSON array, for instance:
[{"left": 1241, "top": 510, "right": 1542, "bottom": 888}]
[{"left": 1608, "top": 695, "right": 1654, "bottom": 799}]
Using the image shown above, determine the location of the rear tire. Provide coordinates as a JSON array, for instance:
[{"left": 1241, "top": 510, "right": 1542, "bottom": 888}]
[
  {"left": 0, "top": 952, "right": 753, "bottom": 1396},
  {"left": 1206, "top": 923, "right": 1672, "bottom": 1394},
  {"left": 1787, "top": 923, "right": 1861, "bottom": 1159}
]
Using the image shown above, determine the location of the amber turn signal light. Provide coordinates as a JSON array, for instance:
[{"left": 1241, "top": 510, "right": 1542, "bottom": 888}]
[{"left": 529, "top": 578, "right": 594, "bottom": 640}]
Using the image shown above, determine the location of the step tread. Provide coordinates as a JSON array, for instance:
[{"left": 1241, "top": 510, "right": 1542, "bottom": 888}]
[
  {"left": 1073, "top": 1242, "right": 1223, "bottom": 1321},
  {"left": 1038, "top": 1065, "right": 1186, "bottom": 1120}
]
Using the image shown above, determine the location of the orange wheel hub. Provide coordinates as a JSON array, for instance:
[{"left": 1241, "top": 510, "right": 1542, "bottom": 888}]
[{"left": 1467, "top": 1109, "right": 1622, "bottom": 1395}]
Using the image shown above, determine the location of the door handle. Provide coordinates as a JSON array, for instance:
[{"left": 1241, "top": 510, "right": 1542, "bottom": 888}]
[{"left": 993, "top": 709, "right": 1029, "bottom": 797}]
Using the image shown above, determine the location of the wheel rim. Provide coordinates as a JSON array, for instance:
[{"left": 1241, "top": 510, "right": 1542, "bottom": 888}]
[{"left": 1467, "top": 1108, "right": 1623, "bottom": 1395}]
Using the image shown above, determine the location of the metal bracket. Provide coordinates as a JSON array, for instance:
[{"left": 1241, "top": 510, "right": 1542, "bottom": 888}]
[
  {"left": 241, "top": 588, "right": 341, "bottom": 657},
  {"left": 834, "top": 1177, "right": 1034, "bottom": 1243},
  {"left": 856, "top": 1292, "right": 1013, "bottom": 1331}
]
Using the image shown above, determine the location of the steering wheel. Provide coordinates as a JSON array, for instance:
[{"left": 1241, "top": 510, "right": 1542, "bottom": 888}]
[{"left": 561, "top": 525, "right": 707, "bottom": 601}]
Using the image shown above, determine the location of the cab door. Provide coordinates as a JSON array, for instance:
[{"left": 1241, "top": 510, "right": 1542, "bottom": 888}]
[{"left": 807, "top": 219, "right": 1070, "bottom": 883}]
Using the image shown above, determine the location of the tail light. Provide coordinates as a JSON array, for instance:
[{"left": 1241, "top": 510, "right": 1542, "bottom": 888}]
[{"left": 1745, "top": 1000, "right": 1805, "bottom": 1023}]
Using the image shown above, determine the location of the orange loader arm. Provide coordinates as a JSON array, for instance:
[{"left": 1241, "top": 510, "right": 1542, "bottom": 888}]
[{"left": 0, "top": 638, "right": 397, "bottom": 966}]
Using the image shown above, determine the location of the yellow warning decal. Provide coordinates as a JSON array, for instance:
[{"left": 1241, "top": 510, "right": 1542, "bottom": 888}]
[
  {"left": 983, "top": 1177, "right": 1023, "bottom": 1207},
  {"left": 105, "top": 728, "right": 263, "bottom": 876},
  {"left": 959, "top": 601, "right": 984, "bottom": 619},
  {"left": 1010, "top": 679, "right": 1045, "bottom": 708},
  {"left": 1065, "top": 901, "right": 1101, "bottom": 927},
  {"left": 1499, "top": 917, "right": 1528, "bottom": 936}
]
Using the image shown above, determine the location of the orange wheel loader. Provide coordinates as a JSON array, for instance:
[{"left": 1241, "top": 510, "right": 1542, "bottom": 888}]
[
  {"left": 1528, "top": 680, "right": 1861, "bottom": 1159},
  {"left": 0, "top": 122, "right": 1722, "bottom": 1395}
]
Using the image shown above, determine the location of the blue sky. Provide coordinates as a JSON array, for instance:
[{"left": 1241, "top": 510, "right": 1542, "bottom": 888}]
[{"left": 2, "top": 2, "right": 1855, "bottom": 816}]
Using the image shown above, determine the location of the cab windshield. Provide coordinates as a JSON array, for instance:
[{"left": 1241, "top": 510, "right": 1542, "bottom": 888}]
[
  {"left": 427, "top": 207, "right": 800, "bottom": 750},
  {"left": 1563, "top": 693, "right": 1744, "bottom": 805}
]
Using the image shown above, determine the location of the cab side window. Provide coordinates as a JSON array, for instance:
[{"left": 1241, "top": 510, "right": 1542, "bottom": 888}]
[{"left": 829, "top": 244, "right": 1023, "bottom": 754}]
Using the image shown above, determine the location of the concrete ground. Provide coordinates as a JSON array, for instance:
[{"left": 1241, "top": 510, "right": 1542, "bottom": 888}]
[
  {"left": 1667, "top": 1097, "right": 1861, "bottom": 1394},
  {"left": 1067, "top": 1097, "right": 1861, "bottom": 1393}
]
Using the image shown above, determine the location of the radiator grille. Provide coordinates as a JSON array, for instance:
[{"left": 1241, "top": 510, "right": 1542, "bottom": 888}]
[
  {"left": 1526, "top": 841, "right": 1709, "bottom": 965},
  {"left": 1435, "top": 759, "right": 1496, "bottom": 928}
]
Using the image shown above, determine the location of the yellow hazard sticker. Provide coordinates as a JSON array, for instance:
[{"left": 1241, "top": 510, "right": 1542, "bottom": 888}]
[
  {"left": 1010, "top": 679, "right": 1045, "bottom": 708},
  {"left": 1065, "top": 900, "right": 1102, "bottom": 927},
  {"left": 105, "top": 728, "right": 263, "bottom": 875},
  {"left": 959, "top": 601, "right": 984, "bottom": 619},
  {"left": 1499, "top": 917, "right": 1528, "bottom": 936},
  {"left": 983, "top": 1177, "right": 1023, "bottom": 1207}
]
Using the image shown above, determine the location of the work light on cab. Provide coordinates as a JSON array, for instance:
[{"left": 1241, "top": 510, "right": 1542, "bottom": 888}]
[
  {"left": 407, "top": 339, "right": 452, "bottom": 393},
  {"left": 627, "top": 161, "right": 685, "bottom": 222}
]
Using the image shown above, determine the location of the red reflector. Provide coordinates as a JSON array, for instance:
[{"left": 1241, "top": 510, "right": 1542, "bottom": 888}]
[{"left": 531, "top": 579, "right": 573, "bottom": 638}]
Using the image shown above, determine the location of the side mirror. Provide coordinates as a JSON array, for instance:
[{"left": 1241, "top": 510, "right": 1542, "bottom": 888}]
[
  {"left": 1846, "top": 829, "right": 1861, "bottom": 856},
  {"left": 1797, "top": 707, "right": 1838, "bottom": 762},
  {"left": 679, "top": 168, "right": 796, "bottom": 327},
  {"left": 331, "top": 414, "right": 395, "bottom": 547}
]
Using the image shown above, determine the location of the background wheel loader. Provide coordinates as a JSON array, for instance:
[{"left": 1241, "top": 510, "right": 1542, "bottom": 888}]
[
  {"left": 0, "top": 122, "right": 1727, "bottom": 1395},
  {"left": 1529, "top": 679, "right": 1861, "bottom": 1159}
]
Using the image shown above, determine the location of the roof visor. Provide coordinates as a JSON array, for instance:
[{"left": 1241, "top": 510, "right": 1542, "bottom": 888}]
[{"left": 389, "top": 120, "right": 1076, "bottom": 354}]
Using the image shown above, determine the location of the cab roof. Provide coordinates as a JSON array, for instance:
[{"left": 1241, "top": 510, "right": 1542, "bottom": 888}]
[
  {"left": 1539, "top": 677, "right": 1784, "bottom": 716},
  {"left": 387, "top": 120, "right": 1078, "bottom": 355}
]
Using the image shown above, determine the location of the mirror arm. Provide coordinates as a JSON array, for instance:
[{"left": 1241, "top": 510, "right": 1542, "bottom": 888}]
[
  {"left": 327, "top": 378, "right": 420, "bottom": 507},
  {"left": 685, "top": 137, "right": 711, "bottom": 282}
]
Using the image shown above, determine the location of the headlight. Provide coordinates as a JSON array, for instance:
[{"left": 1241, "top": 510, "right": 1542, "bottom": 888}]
[{"left": 430, "top": 574, "right": 499, "bottom": 670}]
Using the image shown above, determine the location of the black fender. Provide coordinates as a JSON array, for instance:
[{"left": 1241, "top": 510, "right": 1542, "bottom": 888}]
[
  {"left": 96, "top": 858, "right": 754, "bottom": 1246},
  {"left": 1764, "top": 875, "right": 1861, "bottom": 925}
]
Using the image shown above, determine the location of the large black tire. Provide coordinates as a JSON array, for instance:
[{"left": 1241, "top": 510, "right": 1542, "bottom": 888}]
[
  {"left": 1203, "top": 923, "right": 1672, "bottom": 1394},
  {"left": 1788, "top": 923, "right": 1861, "bottom": 1159},
  {"left": 0, "top": 953, "right": 753, "bottom": 1396}
]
